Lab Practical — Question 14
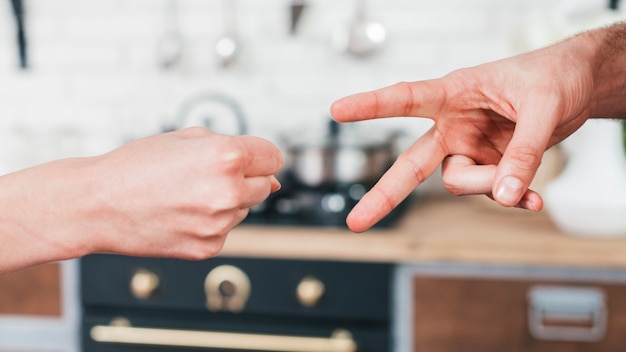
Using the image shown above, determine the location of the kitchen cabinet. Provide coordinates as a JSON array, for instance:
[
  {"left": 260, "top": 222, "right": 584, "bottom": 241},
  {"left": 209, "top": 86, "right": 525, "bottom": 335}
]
[
  {"left": 394, "top": 263, "right": 626, "bottom": 352},
  {"left": 0, "top": 260, "right": 80, "bottom": 352},
  {"left": 0, "top": 263, "right": 61, "bottom": 316},
  {"left": 224, "top": 195, "right": 626, "bottom": 352}
]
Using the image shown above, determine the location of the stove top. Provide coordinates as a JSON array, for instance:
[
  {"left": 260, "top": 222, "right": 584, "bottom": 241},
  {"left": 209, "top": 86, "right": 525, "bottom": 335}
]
[{"left": 243, "top": 172, "right": 413, "bottom": 228}]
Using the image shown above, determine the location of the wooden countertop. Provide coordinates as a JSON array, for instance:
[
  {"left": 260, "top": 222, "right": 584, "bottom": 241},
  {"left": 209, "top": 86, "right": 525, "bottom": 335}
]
[{"left": 220, "top": 195, "right": 626, "bottom": 268}]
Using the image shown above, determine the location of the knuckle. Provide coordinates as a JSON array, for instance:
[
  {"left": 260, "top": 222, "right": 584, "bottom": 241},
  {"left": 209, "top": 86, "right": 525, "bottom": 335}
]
[
  {"left": 179, "top": 126, "right": 211, "bottom": 138},
  {"left": 507, "top": 145, "right": 542, "bottom": 171},
  {"left": 370, "top": 187, "right": 395, "bottom": 212},
  {"left": 397, "top": 152, "right": 428, "bottom": 184},
  {"left": 214, "top": 186, "right": 244, "bottom": 210},
  {"left": 216, "top": 145, "right": 246, "bottom": 173},
  {"left": 391, "top": 81, "right": 415, "bottom": 117},
  {"left": 274, "top": 150, "right": 285, "bottom": 170},
  {"left": 441, "top": 172, "right": 464, "bottom": 196},
  {"left": 444, "top": 67, "right": 471, "bottom": 82}
]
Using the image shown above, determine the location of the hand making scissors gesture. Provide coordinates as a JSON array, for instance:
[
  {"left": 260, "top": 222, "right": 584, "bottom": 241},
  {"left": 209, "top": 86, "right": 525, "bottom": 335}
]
[{"left": 332, "top": 24, "right": 626, "bottom": 232}]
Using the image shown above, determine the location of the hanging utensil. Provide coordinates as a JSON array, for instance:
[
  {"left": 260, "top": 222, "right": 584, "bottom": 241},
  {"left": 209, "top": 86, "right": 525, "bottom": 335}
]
[
  {"left": 332, "top": 0, "right": 386, "bottom": 57},
  {"left": 157, "top": 0, "right": 183, "bottom": 69},
  {"left": 10, "top": 0, "right": 27, "bottom": 69},
  {"left": 289, "top": 0, "right": 307, "bottom": 35},
  {"left": 215, "top": 0, "right": 240, "bottom": 68}
]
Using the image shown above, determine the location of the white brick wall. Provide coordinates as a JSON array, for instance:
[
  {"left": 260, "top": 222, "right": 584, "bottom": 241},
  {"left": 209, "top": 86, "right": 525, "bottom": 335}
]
[{"left": 0, "top": 0, "right": 572, "bottom": 176}]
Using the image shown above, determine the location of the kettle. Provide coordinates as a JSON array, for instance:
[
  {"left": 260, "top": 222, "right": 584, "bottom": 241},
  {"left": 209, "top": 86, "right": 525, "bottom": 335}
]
[{"left": 165, "top": 92, "right": 247, "bottom": 135}]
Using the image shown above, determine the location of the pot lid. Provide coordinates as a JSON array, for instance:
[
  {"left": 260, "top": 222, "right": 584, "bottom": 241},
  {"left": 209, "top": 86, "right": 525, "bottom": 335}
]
[{"left": 285, "top": 119, "right": 390, "bottom": 149}]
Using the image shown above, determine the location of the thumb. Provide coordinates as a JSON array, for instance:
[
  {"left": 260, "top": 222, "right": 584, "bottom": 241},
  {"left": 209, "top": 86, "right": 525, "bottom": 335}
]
[{"left": 493, "top": 102, "right": 558, "bottom": 209}]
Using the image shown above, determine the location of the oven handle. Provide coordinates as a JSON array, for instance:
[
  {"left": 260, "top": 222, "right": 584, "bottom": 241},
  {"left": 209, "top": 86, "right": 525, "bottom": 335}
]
[{"left": 90, "top": 324, "right": 357, "bottom": 352}]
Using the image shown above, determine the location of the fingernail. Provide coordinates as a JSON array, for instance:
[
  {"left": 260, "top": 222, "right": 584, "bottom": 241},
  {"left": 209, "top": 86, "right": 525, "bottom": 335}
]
[
  {"left": 520, "top": 192, "right": 543, "bottom": 212},
  {"left": 495, "top": 176, "right": 524, "bottom": 206},
  {"left": 519, "top": 198, "right": 537, "bottom": 212},
  {"left": 270, "top": 176, "right": 281, "bottom": 192}
]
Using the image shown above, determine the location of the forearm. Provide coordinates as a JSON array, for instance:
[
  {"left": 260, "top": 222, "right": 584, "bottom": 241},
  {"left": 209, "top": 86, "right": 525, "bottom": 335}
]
[
  {"left": 0, "top": 129, "right": 283, "bottom": 274},
  {"left": 583, "top": 22, "right": 626, "bottom": 119},
  {"left": 0, "top": 158, "right": 97, "bottom": 273}
]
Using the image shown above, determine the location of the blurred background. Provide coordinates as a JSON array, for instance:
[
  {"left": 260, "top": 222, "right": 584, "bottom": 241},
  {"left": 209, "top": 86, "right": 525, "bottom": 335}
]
[
  {"left": 0, "top": 0, "right": 543, "bottom": 177},
  {"left": 1, "top": 1, "right": 625, "bottom": 352}
]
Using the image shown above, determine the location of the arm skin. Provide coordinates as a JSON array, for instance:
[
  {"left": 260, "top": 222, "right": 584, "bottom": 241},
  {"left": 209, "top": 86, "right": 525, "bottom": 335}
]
[
  {"left": 0, "top": 127, "right": 283, "bottom": 273},
  {"left": 331, "top": 22, "right": 626, "bottom": 233}
]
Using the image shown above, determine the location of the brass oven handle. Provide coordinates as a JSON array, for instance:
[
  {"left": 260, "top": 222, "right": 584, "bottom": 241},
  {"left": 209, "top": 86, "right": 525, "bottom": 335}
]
[{"left": 91, "top": 325, "right": 357, "bottom": 352}]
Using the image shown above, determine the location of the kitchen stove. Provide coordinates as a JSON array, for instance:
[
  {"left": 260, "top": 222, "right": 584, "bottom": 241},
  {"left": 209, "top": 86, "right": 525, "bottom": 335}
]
[
  {"left": 80, "top": 149, "right": 403, "bottom": 352},
  {"left": 81, "top": 255, "right": 392, "bottom": 352},
  {"left": 244, "top": 170, "right": 413, "bottom": 228}
]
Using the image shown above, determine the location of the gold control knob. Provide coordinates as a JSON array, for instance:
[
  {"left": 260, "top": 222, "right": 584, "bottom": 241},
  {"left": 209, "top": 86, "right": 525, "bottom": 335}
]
[
  {"left": 205, "top": 265, "right": 251, "bottom": 313},
  {"left": 130, "top": 269, "right": 160, "bottom": 300},
  {"left": 109, "top": 317, "right": 132, "bottom": 327},
  {"left": 297, "top": 276, "right": 325, "bottom": 307}
]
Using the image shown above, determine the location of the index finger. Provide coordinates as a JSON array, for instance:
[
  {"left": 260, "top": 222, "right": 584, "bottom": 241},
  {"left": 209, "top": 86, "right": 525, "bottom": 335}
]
[
  {"left": 237, "top": 135, "right": 284, "bottom": 177},
  {"left": 330, "top": 80, "right": 445, "bottom": 122},
  {"left": 346, "top": 127, "right": 447, "bottom": 232}
]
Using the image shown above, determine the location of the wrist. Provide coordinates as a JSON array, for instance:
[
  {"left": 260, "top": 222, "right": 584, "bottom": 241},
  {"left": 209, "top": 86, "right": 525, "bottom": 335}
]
[{"left": 585, "top": 22, "right": 626, "bottom": 119}]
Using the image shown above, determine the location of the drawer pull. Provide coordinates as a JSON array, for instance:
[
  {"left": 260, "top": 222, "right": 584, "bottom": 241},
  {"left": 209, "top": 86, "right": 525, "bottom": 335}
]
[
  {"left": 528, "top": 286, "right": 607, "bottom": 342},
  {"left": 91, "top": 324, "right": 357, "bottom": 352}
]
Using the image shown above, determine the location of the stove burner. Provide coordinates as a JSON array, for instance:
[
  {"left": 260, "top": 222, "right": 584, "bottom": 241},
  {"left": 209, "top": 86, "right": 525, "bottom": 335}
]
[{"left": 244, "top": 171, "right": 412, "bottom": 228}]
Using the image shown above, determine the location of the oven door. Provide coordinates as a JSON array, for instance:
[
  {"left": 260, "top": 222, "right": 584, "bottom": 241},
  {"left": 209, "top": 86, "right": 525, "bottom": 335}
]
[
  {"left": 81, "top": 255, "right": 392, "bottom": 352},
  {"left": 83, "top": 310, "right": 388, "bottom": 352}
]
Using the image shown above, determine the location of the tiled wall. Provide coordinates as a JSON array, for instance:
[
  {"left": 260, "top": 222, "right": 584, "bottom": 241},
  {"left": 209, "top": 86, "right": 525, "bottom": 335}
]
[{"left": 0, "top": 0, "right": 594, "bottom": 184}]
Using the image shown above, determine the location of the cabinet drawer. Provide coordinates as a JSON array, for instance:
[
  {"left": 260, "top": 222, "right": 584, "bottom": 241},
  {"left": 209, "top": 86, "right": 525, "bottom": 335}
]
[
  {"left": 0, "top": 263, "right": 61, "bottom": 317},
  {"left": 412, "top": 268, "right": 626, "bottom": 352}
]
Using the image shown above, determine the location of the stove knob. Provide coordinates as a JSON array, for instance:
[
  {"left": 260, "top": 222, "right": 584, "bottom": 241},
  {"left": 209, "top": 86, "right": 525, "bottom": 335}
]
[
  {"left": 130, "top": 269, "right": 160, "bottom": 300},
  {"left": 205, "top": 265, "right": 251, "bottom": 313},
  {"left": 296, "top": 276, "right": 325, "bottom": 307}
]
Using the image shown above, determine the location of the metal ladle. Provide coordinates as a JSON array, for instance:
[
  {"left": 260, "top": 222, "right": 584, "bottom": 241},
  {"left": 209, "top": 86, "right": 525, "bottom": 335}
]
[
  {"left": 332, "top": 0, "right": 386, "bottom": 57},
  {"left": 215, "top": 0, "right": 240, "bottom": 68}
]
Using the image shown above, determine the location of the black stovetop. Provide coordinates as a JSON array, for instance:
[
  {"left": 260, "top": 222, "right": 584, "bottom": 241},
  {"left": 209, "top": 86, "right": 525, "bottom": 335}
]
[{"left": 243, "top": 171, "right": 412, "bottom": 229}]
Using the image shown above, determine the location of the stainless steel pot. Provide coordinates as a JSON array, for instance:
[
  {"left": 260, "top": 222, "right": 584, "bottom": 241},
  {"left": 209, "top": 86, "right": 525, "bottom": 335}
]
[{"left": 283, "top": 119, "right": 399, "bottom": 187}]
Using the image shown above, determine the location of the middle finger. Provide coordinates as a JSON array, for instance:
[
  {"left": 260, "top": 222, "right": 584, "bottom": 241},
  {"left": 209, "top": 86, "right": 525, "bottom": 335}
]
[
  {"left": 238, "top": 175, "right": 279, "bottom": 209},
  {"left": 346, "top": 127, "right": 447, "bottom": 232}
]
